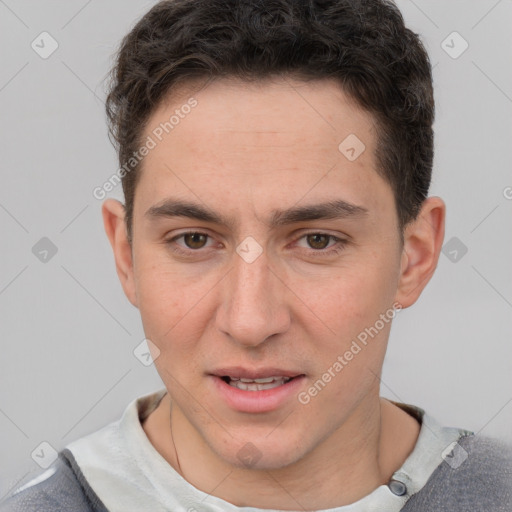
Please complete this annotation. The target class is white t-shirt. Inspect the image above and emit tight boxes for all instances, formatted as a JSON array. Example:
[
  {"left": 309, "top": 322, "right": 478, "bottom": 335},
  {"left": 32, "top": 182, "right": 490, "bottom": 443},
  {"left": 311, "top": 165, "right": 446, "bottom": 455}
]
[{"left": 65, "top": 389, "right": 472, "bottom": 512}]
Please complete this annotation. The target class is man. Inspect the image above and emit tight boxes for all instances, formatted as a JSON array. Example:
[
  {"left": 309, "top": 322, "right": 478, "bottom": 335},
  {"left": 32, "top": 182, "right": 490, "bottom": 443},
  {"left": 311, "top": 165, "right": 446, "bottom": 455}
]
[{"left": 2, "top": 0, "right": 511, "bottom": 510}]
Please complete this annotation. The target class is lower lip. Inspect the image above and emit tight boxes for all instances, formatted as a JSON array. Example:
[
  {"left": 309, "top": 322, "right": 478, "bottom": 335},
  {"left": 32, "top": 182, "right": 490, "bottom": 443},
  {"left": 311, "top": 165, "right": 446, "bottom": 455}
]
[{"left": 210, "top": 375, "right": 306, "bottom": 413}]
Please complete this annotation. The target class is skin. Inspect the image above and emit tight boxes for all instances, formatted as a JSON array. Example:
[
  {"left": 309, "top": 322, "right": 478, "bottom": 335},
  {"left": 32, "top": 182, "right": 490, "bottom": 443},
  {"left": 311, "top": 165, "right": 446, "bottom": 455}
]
[{"left": 102, "top": 77, "right": 445, "bottom": 510}]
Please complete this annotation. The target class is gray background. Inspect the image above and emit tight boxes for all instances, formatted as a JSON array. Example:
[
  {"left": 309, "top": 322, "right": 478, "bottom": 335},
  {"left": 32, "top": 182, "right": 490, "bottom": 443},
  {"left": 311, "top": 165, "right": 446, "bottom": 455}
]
[{"left": 1, "top": 0, "right": 511, "bottom": 498}]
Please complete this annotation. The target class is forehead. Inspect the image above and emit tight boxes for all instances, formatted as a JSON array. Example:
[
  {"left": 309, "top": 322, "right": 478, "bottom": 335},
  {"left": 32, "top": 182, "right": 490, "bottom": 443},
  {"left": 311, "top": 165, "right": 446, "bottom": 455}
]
[
  {"left": 146, "top": 77, "right": 376, "bottom": 159},
  {"left": 135, "top": 77, "right": 393, "bottom": 226}
]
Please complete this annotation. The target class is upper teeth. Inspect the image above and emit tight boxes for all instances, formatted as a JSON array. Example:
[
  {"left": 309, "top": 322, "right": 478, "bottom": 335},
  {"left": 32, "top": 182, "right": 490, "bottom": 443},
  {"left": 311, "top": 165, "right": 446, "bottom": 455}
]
[
  {"left": 226, "top": 376, "right": 292, "bottom": 391},
  {"left": 232, "top": 376, "right": 290, "bottom": 383}
]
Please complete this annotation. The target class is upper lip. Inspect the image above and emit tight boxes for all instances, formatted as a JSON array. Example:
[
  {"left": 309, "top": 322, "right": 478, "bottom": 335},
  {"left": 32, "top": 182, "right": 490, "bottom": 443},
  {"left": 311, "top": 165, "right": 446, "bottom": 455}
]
[{"left": 210, "top": 367, "right": 304, "bottom": 379}]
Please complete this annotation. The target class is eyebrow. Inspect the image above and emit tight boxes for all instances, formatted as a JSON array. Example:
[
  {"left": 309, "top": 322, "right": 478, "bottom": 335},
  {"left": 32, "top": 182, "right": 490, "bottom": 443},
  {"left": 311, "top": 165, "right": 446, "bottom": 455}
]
[{"left": 145, "top": 197, "right": 368, "bottom": 228}]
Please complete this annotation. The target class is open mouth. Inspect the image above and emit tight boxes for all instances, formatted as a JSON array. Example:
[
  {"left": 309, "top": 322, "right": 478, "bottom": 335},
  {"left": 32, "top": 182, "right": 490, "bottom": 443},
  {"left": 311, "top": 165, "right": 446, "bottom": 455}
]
[
  {"left": 212, "top": 372, "right": 306, "bottom": 412},
  {"left": 220, "top": 375, "right": 299, "bottom": 391}
]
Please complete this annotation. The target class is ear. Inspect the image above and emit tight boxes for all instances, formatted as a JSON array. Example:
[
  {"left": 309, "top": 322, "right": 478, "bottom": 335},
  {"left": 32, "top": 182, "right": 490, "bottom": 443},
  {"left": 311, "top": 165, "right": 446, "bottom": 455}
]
[
  {"left": 395, "top": 196, "right": 445, "bottom": 308},
  {"left": 102, "top": 199, "right": 138, "bottom": 308}
]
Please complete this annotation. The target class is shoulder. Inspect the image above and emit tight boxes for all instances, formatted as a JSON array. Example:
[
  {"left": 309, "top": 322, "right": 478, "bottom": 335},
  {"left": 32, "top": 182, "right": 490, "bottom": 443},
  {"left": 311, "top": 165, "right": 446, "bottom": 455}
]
[
  {"left": 446, "top": 434, "right": 512, "bottom": 494},
  {"left": 404, "top": 434, "right": 512, "bottom": 511},
  {"left": 0, "top": 450, "right": 108, "bottom": 512}
]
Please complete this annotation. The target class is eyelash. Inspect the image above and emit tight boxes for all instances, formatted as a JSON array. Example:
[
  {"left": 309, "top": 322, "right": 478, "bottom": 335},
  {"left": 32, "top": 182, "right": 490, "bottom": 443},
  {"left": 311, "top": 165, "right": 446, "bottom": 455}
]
[{"left": 165, "top": 231, "right": 348, "bottom": 258}]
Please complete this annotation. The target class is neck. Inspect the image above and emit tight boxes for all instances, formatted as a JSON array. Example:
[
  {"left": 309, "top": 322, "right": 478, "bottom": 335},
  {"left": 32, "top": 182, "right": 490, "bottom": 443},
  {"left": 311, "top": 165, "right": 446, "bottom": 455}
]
[{"left": 143, "top": 393, "right": 420, "bottom": 510}]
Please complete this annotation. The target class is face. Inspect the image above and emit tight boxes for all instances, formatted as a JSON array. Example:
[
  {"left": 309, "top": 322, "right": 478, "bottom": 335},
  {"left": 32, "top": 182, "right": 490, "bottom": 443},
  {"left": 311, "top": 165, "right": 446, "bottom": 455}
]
[{"left": 117, "top": 78, "right": 411, "bottom": 469}]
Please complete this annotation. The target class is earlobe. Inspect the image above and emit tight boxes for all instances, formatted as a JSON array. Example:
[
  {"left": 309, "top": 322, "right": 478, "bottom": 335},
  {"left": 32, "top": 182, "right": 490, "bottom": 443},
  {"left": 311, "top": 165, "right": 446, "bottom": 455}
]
[
  {"left": 395, "top": 197, "right": 445, "bottom": 308},
  {"left": 101, "top": 199, "right": 138, "bottom": 308}
]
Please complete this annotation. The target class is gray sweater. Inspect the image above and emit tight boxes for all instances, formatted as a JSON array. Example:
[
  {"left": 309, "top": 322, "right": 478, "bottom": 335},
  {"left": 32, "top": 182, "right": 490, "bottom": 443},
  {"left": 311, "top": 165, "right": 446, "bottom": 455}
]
[
  {"left": 1, "top": 434, "right": 511, "bottom": 512},
  {"left": 2, "top": 392, "right": 511, "bottom": 512}
]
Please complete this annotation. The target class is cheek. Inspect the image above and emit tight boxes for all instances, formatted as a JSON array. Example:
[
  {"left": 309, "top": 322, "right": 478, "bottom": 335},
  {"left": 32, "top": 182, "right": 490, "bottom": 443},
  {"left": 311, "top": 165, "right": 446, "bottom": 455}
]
[
  {"left": 290, "top": 248, "right": 398, "bottom": 387},
  {"left": 300, "top": 285, "right": 393, "bottom": 420},
  {"left": 136, "top": 272, "right": 181, "bottom": 340},
  {"left": 296, "top": 256, "right": 397, "bottom": 334},
  {"left": 133, "top": 255, "right": 220, "bottom": 366}
]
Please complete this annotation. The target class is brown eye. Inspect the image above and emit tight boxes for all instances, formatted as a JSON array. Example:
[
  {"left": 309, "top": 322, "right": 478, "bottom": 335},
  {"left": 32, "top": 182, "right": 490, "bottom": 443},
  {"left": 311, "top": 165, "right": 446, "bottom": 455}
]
[
  {"left": 183, "top": 232, "right": 208, "bottom": 249},
  {"left": 306, "top": 234, "right": 331, "bottom": 250}
]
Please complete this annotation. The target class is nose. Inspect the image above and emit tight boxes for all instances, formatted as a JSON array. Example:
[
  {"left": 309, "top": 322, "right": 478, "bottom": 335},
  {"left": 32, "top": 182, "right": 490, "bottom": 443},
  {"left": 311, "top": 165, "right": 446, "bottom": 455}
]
[{"left": 216, "top": 250, "right": 291, "bottom": 348}]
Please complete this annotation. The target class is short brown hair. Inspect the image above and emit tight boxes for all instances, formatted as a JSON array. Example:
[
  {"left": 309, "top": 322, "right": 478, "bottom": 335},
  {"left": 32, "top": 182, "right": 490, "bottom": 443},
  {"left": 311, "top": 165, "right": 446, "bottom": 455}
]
[{"left": 105, "top": 0, "right": 435, "bottom": 240}]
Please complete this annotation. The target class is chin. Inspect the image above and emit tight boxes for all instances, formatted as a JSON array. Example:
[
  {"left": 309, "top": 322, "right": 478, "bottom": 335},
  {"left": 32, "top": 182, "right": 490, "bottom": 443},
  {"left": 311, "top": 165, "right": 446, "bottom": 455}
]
[{"left": 210, "top": 429, "right": 310, "bottom": 471}]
